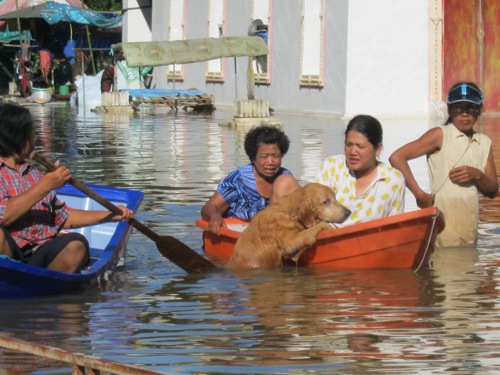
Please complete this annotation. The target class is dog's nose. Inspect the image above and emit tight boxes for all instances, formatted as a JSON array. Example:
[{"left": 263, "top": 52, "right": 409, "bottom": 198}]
[{"left": 344, "top": 208, "right": 352, "bottom": 217}]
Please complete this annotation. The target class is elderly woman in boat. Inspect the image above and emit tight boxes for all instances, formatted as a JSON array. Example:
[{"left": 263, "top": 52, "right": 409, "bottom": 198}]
[
  {"left": 315, "top": 114, "right": 406, "bottom": 226},
  {"left": 201, "top": 125, "right": 300, "bottom": 235},
  {"left": 0, "top": 103, "right": 135, "bottom": 273}
]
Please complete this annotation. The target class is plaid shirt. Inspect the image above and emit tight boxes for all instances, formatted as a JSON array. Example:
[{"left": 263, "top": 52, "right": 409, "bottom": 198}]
[{"left": 0, "top": 161, "right": 71, "bottom": 253}]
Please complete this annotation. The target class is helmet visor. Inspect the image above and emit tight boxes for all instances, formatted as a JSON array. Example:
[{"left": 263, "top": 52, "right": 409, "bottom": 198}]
[{"left": 447, "top": 84, "right": 483, "bottom": 105}]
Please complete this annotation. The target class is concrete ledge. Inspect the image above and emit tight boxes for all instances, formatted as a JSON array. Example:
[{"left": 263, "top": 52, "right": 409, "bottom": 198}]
[{"left": 219, "top": 116, "right": 283, "bottom": 128}]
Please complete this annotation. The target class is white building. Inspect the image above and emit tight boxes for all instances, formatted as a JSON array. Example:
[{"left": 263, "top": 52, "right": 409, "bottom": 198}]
[{"left": 122, "top": 0, "right": 495, "bottom": 119}]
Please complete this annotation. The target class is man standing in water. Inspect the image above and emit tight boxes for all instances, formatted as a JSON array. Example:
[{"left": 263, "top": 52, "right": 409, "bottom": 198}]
[{"left": 390, "top": 82, "right": 498, "bottom": 247}]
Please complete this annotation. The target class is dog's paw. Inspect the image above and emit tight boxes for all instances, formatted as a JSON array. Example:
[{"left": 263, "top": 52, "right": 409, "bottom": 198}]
[{"left": 317, "top": 222, "right": 333, "bottom": 232}]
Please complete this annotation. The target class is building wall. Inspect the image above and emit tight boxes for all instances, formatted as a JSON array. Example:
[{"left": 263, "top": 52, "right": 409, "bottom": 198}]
[
  {"left": 129, "top": 0, "right": 440, "bottom": 118},
  {"left": 122, "top": 0, "right": 152, "bottom": 42},
  {"left": 345, "top": 1, "right": 430, "bottom": 118},
  {"left": 261, "top": 1, "right": 349, "bottom": 117}
]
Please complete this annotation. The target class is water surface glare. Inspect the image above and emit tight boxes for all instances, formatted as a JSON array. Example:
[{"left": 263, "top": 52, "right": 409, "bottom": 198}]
[{"left": 0, "top": 104, "right": 499, "bottom": 374}]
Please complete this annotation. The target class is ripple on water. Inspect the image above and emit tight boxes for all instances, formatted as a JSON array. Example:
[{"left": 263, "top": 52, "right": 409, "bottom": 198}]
[{"left": 0, "top": 106, "right": 499, "bottom": 374}]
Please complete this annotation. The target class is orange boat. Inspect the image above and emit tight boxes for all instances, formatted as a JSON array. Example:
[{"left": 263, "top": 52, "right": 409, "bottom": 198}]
[{"left": 196, "top": 207, "right": 445, "bottom": 271}]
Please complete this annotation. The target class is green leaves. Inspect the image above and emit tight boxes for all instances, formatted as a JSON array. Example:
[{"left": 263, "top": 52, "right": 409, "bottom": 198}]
[{"left": 84, "top": 0, "right": 122, "bottom": 12}]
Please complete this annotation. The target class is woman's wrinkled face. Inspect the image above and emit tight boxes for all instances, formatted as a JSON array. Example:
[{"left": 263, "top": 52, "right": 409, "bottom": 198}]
[
  {"left": 253, "top": 143, "right": 282, "bottom": 180},
  {"left": 344, "top": 130, "right": 380, "bottom": 174}
]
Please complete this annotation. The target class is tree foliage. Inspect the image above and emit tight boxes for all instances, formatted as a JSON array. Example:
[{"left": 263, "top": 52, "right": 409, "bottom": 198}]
[{"left": 83, "top": 0, "right": 123, "bottom": 12}]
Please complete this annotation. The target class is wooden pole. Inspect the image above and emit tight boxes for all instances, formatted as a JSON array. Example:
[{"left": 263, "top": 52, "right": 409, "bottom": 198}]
[
  {"left": 0, "top": 334, "right": 165, "bottom": 375},
  {"left": 15, "top": 0, "right": 30, "bottom": 96},
  {"left": 81, "top": 0, "right": 96, "bottom": 75},
  {"left": 85, "top": 25, "right": 96, "bottom": 75},
  {"left": 33, "top": 153, "right": 218, "bottom": 274},
  {"left": 15, "top": 0, "right": 22, "bottom": 44}
]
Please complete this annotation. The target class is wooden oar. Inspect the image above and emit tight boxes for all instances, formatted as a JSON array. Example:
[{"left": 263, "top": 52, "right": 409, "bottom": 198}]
[{"left": 32, "top": 153, "right": 217, "bottom": 274}]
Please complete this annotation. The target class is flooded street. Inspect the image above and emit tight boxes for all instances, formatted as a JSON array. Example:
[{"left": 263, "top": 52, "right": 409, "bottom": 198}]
[{"left": 0, "top": 103, "right": 500, "bottom": 374}]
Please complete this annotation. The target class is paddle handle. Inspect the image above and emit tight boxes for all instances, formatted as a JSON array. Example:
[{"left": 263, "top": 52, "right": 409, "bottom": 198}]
[
  {"left": 31, "top": 153, "right": 162, "bottom": 241},
  {"left": 32, "top": 153, "right": 217, "bottom": 273}
]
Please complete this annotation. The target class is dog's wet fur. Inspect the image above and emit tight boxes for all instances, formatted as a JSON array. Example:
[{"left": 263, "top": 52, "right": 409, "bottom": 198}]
[{"left": 227, "top": 183, "right": 351, "bottom": 269}]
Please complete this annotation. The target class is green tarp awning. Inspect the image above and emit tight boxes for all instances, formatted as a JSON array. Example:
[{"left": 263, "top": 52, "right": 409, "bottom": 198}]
[{"left": 114, "top": 36, "right": 268, "bottom": 68}]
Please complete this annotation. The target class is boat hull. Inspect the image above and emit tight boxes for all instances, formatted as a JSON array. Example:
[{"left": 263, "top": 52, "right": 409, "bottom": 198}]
[
  {"left": 196, "top": 207, "right": 445, "bottom": 270},
  {"left": 0, "top": 184, "right": 143, "bottom": 298}
]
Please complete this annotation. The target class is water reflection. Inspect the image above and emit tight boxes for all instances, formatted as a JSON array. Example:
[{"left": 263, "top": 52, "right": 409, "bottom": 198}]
[
  {"left": 0, "top": 104, "right": 499, "bottom": 374},
  {"left": 112, "top": 268, "right": 441, "bottom": 371},
  {"left": 422, "top": 247, "right": 500, "bottom": 370}
]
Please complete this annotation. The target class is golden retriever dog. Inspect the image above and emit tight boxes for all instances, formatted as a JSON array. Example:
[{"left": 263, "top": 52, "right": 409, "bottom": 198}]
[{"left": 227, "top": 183, "right": 351, "bottom": 269}]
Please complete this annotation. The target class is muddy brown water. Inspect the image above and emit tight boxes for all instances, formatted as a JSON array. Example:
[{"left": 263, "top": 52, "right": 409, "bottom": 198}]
[{"left": 0, "top": 103, "right": 499, "bottom": 374}]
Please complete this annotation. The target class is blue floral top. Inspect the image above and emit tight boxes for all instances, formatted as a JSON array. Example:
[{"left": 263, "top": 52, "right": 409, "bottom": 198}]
[{"left": 217, "top": 163, "right": 292, "bottom": 220}]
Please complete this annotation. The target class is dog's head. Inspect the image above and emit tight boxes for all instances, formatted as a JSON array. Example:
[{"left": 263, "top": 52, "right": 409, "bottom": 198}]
[{"left": 296, "top": 183, "right": 351, "bottom": 228}]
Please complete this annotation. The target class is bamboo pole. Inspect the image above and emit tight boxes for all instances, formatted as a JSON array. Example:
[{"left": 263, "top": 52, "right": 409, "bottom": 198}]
[
  {"left": 15, "top": 0, "right": 30, "bottom": 95},
  {"left": 14, "top": 0, "right": 22, "bottom": 45},
  {"left": 81, "top": 0, "right": 96, "bottom": 75},
  {"left": 0, "top": 335, "right": 165, "bottom": 375}
]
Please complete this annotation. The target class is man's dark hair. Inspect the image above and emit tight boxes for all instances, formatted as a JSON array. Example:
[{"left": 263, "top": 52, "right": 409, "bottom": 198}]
[{"left": 0, "top": 103, "right": 34, "bottom": 157}]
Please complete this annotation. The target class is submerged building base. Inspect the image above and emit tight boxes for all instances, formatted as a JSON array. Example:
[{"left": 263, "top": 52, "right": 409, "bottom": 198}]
[
  {"left": 220, "top": 116, "right": 283, "bottom": 128},
  {"left": 92, "top": 92, "right": 136, "bottom": 114},
  {"left": 219, "top": 99, "right": 283, "bottom": 128},
  {"left": 92, "top": 106, "right": 136, "bottom": 114}
]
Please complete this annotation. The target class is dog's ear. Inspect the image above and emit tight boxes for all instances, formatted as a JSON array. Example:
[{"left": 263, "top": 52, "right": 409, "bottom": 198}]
[{"left": 297, "top": 198, "right": 316, "bottom": 228}]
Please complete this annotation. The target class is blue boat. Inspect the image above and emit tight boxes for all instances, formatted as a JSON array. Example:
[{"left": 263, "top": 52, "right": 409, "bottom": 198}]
[{"left": 0, "top": 183, "right": 144, "bottom": 298}]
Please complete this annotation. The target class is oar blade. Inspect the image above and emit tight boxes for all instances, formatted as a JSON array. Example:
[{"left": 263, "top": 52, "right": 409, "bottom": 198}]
[{"left": 157, "top": 236, "right": 217, "bottom": 274}]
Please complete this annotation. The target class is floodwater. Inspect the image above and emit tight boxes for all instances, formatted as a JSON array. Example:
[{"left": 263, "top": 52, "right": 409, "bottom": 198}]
[{"left": 0, "top": 103, "right": 500, "bottom": 374}]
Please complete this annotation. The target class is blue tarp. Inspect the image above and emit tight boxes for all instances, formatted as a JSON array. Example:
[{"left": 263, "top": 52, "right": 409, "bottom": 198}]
[
  {"left": 41, "top": 2, "right": 122, "bottom": 28},
  {"left": 123, "top": 89, "right": 208, "bottom": 99},
  {"left": 0, "top": 26, "right": 32, "bottom": 43}
]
